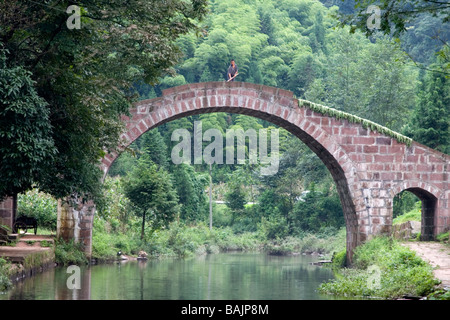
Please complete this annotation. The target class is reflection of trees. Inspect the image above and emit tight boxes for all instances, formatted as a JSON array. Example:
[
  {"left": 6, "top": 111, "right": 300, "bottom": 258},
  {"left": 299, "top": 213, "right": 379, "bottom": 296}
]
[{"left": 6, "top": 254, "right": 334, "bottom": 300}]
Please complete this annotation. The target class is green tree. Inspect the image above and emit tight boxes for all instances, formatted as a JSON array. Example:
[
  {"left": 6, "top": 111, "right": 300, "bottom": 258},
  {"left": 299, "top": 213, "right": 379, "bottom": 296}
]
[
  {"left": 172, "top": 164, "right": 208, "bottom": 222},
  {"left": 123, "top": 156, "right": 179, "bottom": 240},
  {"left": 402, "top": 68, "right": 450, "bottom": 153},
  {"left": 291, "top": 183, "right": 344, "bottom": 233},
  {"left": 140, "top": 129, "right": 169, "bottom": 169},
  {"left": 107, "top": 151, "right": 138, "bottom": 177},
  {"left": 288, "top": 52, "right": 323, "bottom": 98},
  {"left": 0, "top": 0, "right": 208, "bottom": 203},
  {"left": 307, "top": 29, "right": 416, "bottom": 130},
  {"left": 224, "top": 175, "right": 247, "bottom": 225},
  {"left": 0, "top": 48, "right": 56, "bottom": 200},
  {"left": 336, "top": 0, "right": 449, "bottom": 38},
  {"left": 335, "top": 0, "right": 449, "bottom": 74}
]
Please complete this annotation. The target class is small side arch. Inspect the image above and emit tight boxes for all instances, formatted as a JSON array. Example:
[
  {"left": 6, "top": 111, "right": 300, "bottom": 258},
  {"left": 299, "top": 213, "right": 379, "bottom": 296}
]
[{"left": 392, "top": 182, "right": 441, "bottom": 240}]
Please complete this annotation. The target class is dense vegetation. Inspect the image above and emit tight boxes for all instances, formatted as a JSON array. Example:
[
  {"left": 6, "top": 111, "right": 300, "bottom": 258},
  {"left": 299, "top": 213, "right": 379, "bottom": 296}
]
[
  {"left": 318, "top": 236, "right": 440, "bottom": 299},
  {"left": 0, "top": 0, "right": 208, "bottom": 202}
]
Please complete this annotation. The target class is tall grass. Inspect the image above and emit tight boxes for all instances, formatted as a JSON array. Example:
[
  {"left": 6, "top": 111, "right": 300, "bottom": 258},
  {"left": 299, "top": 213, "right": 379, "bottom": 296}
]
[
  {"left": 318, "top": 236, "right": 440, "bottom": 299},
  {"left": 393, "top": 201, "right": 421, "bottom": 225}
]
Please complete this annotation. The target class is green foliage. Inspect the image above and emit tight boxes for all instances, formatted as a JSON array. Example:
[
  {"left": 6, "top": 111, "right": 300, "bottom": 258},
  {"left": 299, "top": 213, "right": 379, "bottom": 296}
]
[
  {"left": 319, "top": 237, "right": 440, "bottom": 299},
  {"left": 0, "top": 47, "right": 56, "bottom": 199},
  {"left": 96, "top": 176, "right": 131, "bottom": 230},
  {"left": 331, "top": 249, "right": 348, "bottom": 268},
  {"left": 54, "top": 239, "right": 88, "bottom": 266},
  {"left": 0, "top": 0, "right": 208, "bottom": 202},
  {"left": 17, "top": 189, "right": 57, "bottom": 231},
  {"left": 92, "top": 217, "right": 139, "bottom": 261},
  {"left": 23, "top": 250, "right": 54, "bottom": 270},
  {"left": 0, "top": 257, "right": 12, "bottom": 291},
  {"left": 428, "top": 288, "right": 450, "bottom": 300},
  {"left": 393, "top": 191, "right": 420, "bottom": 219},
  {"left": 393, "top": 201, "right": 422, "bottom": 225},
  {"left": 264, "top": 227, "right": 346, "bottom": 256},
  {"left": 224, "top": 181, "right": 247, "bottom": 223},
  {"left": 291, "top": 184, "right": 344, "bottom": 233},
  {"left": 402, "top": 68, "right": 450, "bottom": 154},
  {"left": 123, "top": 155, "right": 179, "bottom": 239},
  {"left": 258, "top": 215, "right": 289, "bottom": 240},
  {"left": 144, "top": 222, "right": 261, "bottom": 258},
  {"left": 436, "top": 232, "right": 449, "bottom": 243},
  {"left": 172, "top": 164, "right": 208, "bottom": 223},
  {"left": 334, "top": 0, "right": 449, "bottom": 74},
  {"left": 139, "top": 129, "right": 170, "bottom": 169}
]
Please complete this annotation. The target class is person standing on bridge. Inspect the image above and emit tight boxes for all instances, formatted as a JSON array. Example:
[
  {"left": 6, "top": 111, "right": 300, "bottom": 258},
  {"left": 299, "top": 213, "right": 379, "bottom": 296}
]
[{"left": 227, "top": 59, "right": 238, "bottom": 82}]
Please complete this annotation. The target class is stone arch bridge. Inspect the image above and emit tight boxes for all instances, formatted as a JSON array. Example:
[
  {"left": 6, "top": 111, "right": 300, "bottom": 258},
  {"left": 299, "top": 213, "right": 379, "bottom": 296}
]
[{"left": 2, "top": 81, "right": 448, "bottom": 263}]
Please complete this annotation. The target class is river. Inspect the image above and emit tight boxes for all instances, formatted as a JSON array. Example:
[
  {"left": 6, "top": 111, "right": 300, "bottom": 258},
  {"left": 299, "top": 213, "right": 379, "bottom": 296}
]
[{"left": 0, "top": 252, "right": 337, "bottom": 300}]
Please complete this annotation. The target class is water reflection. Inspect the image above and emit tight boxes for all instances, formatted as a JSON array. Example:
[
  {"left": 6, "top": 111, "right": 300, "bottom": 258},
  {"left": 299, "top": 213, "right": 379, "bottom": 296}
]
[{"left": 1, "top": 253, "right": 336, "bottom": 300}]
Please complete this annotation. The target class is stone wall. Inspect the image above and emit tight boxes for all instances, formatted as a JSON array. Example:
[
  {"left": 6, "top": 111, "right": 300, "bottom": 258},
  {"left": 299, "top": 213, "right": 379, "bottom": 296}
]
[
  {"left": 0, "top": 197, "right": 15, "bottom": 230},
  {"left": 57, "top": 198, "right": 94, "bottom": 257},
  {"left": 393, "top": 221, "right": 421, "bottom": 240}
]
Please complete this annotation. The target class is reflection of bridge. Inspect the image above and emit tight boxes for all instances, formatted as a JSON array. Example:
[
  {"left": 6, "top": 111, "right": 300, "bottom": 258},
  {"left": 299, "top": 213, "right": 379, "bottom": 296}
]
[{"left": 1, "top": 82, "right": 449, "bottom": 263}]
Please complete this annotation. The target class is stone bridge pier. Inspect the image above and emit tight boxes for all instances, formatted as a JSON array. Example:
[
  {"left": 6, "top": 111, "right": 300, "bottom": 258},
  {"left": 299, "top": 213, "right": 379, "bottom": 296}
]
[{"left": 57, "top": 199, "right": 95, "bottom": 258}]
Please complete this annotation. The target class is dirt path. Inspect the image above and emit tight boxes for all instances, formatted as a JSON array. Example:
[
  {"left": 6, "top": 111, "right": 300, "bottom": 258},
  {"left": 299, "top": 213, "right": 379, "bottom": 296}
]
[{"left": 402, "top": 241, "right": 450, "bottom": 288}]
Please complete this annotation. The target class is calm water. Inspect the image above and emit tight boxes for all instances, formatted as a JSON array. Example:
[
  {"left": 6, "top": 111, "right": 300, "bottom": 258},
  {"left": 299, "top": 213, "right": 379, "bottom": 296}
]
[{"left": 0, "top": 253, "right": 337, "bottom": 300}]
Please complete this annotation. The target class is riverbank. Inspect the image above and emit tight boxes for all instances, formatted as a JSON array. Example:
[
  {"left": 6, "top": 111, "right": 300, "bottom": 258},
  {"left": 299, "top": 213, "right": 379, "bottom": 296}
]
[
  {"left": 0, "top": 234, "right": 56, "bottom": 289},
  {"left": 2, "top": 230, "right": 450, "bottom": 300},
  {"left": 317, "top": 236, "right": 450, "bottom": 300},
  {"left": 0, "top": 223, "right": 345, "bottom": 290},
  {"left": 90, "top": 221, "right": 346, "bottom": 263}
]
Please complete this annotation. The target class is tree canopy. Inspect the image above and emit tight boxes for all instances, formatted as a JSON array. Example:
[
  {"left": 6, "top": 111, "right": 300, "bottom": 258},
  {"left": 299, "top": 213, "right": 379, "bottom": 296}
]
[{"left": 0, "top": 0, "right": 208, "bottom": 201}]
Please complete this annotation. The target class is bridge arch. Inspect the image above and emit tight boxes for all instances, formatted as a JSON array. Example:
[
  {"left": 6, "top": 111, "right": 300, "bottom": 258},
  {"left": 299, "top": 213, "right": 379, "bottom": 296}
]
[
  {"left": 101, "top": 81, "right": 363, "bottom": 262},
  {"left": 391, "top": 181, "right": 443, "bottom": 241},
  {"left": 55, "top": 81, "right": 448, "bottom": 263}
]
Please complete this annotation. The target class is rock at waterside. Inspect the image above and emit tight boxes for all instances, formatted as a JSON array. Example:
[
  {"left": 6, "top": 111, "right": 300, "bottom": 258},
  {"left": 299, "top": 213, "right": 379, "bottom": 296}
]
[{"left": 138, "top": 250, "right": 148, "bottom": 260}]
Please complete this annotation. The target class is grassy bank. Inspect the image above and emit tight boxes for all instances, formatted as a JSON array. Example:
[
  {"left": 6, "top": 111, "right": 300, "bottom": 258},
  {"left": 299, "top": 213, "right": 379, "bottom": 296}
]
[
  {"left": 318, "top": 236, "right": 442, "bottom": 299},
  {"left": 91, "top": 216, "right": 346, "bottom": 261},
  {"left": 318, "top": 204, "right": 450, "bottom": 300}
]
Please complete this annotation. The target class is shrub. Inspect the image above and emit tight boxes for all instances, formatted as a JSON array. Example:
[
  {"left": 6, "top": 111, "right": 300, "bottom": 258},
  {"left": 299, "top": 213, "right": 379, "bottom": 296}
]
[
  {"left": 17, "top": 189, "right": 57, "bottom": 231},
  {"left": 436, "top": 232, "right": 449, "bottom": 242},
  {"left": 258, "top": 215, "right": 289, "bottom": 240},
  {"left": 0, "top": 258, "right": 12, "bottom": 291},
  {"left": 331, "top": 250, "right": 347, "bottom": 268},
  {"left": 318, "top": 236, "right": 440, "bottom": 299},
  {"left": 54, "top": 239, "right": 88, "bottom": 266},
  {"left": 393, "top": 201, "right": 421, "bottom": 225}
]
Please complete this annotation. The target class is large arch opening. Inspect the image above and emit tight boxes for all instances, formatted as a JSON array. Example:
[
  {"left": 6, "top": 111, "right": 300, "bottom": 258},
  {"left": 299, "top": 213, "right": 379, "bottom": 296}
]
[{"left": 105, "top": 102, "right": 359, "bottom": 262}]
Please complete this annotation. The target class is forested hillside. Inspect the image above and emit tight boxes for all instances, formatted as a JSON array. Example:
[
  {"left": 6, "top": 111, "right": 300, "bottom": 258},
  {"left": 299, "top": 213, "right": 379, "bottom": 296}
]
[{"left": 107, "top": 0, "right": 448, "bottom": 239}]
